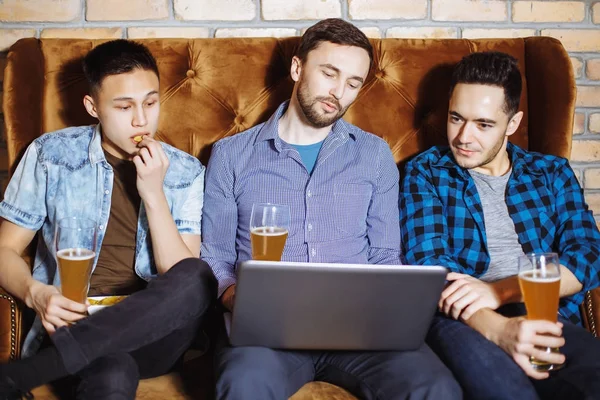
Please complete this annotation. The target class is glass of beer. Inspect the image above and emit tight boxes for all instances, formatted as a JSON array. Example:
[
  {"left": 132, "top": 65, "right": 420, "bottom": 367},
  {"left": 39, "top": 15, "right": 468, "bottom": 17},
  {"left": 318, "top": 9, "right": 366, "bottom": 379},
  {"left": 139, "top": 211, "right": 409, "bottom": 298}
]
[
  {"left": 55, "top": 217, "right": 97, "bottom": 304},
  {"left": 250, "top": 203, "right": 290, "bottom": 261},
  {"left": 518, "top": 252, "right": 564, "bottom": 372}
]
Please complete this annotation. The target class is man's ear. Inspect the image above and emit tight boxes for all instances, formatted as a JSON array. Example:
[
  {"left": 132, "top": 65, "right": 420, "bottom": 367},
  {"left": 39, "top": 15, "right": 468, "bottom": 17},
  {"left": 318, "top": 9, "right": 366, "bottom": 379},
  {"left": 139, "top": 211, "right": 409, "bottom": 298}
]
[
  {"left": 506, "top": 111, "right": 523, "bottom": 137},
  {"left": 83, "top": 95, "right": 99, "bottom": 119},
  {"left": 290, "top": 56, "right": 302, "bottom": 83}
]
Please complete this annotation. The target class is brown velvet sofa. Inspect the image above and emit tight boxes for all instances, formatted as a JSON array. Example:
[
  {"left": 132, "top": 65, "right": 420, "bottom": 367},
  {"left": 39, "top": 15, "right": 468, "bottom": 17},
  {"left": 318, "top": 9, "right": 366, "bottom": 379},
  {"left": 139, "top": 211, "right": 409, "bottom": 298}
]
[{"left": 1, "top": 36, "right": 598, "bottom": 399}]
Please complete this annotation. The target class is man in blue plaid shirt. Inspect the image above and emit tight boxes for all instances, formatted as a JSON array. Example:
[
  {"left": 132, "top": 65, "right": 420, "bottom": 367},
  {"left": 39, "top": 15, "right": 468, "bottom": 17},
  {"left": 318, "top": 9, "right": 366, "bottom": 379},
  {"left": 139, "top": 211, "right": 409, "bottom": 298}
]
[{"left": 400, "top": 51, "right": 600, "bottom": 400}]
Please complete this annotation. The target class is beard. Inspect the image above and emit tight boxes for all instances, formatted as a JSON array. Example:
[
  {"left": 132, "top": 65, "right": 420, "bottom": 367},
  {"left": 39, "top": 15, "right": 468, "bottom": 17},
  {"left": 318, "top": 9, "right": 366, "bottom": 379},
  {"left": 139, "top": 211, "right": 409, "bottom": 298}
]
[
  {"left": 296, "top": 78, "right": 350, "bottom": 128},
  {"left": 452, "top": 133, "right": 507, "bottom": 170}
]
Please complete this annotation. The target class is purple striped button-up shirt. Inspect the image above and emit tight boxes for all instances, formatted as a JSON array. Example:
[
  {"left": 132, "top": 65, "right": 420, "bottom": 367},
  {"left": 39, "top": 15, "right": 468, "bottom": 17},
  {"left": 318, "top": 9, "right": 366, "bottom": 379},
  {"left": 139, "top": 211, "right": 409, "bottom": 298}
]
[{"left": 201, "top": 102, "right": 402, "bottom": 297}]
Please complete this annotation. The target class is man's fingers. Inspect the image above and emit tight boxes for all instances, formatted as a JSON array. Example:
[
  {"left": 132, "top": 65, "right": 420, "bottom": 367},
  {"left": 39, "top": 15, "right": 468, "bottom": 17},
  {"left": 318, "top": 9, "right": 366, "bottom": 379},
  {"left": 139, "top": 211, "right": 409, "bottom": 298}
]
[
  {"left": 529, "top": 347, "right": 566, "bottom": 365},
  {"left": 531, "top": 334, "right": 565, "bottom": 349},
  {"left": 460, "top": 299, "right": 487, "bottom": 321},
  {"left": 440, "top": 279, "right": 468, "bottom": 308},
  {"left": 446, "top": 272, "right": 471, "bottom": 281},
  {"left": 51, "top": 295, "right": 88, "bottom": 314},
  {"left": 526, "top": 320, "right": 563, "bottom": 337},
  {"left": 42, "top": 320, "right": 56, "bottom": 335},
  {"left": 450, "top": 291, "right": 479, "bottom": 320},
  {"left": 442, "top": 284, "right": 471, "bottom": 315},
  {"left": 514, "top": 355, "right": 550, "bottom": 380}
]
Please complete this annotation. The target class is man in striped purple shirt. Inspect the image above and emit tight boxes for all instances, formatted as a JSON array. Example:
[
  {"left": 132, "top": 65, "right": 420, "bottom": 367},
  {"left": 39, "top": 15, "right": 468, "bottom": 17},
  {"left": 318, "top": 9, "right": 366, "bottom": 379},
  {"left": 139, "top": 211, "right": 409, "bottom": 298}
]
[{"left": 201, "top": 18, "right": 461, "bottom": 400}]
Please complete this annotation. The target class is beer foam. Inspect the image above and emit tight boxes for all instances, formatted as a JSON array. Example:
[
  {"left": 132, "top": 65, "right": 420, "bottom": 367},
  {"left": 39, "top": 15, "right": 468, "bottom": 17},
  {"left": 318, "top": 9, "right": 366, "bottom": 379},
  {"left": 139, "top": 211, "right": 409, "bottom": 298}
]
[
  {"left": 518, "top": 270, "right": 560, "bottom": 283},
  {"left": 251, "top": 227, "right": 288, "bottom": 236},
  {"left": 57, "top": 248, "right": 95, "bottom": 260}
]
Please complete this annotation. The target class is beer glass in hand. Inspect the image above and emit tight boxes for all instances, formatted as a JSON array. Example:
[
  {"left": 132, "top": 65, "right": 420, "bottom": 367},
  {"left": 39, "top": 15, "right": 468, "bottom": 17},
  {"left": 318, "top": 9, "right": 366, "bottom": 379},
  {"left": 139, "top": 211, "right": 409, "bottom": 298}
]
[
  {"left": 518, "top": 252, "right": 565, "bottom": 372},
  {"left": 250, "top": 203, "right": 290, "bottom": 261},
  {"left": 55, "top": 217, "right": 97, "bottom": 304}
]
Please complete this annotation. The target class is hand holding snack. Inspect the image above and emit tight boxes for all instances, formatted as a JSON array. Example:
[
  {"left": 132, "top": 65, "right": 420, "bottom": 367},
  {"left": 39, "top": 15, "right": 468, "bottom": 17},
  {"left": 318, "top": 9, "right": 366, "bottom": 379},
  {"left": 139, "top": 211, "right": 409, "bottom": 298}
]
[{"left": 132, "top": 136, "right": 169, "bottom": 202}]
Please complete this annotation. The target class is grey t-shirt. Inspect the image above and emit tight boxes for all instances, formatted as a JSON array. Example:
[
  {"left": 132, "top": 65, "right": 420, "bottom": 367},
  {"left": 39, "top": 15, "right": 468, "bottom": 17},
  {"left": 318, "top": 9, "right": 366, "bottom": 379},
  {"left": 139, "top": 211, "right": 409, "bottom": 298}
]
[{"left": 469, "top": 169, "right": 525, "bottom": 282}]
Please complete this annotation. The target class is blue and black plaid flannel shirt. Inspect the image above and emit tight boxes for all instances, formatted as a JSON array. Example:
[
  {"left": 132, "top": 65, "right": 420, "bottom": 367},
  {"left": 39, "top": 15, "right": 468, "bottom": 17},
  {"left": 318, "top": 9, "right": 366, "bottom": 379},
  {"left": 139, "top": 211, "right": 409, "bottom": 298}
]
[{"left": 400, "top": 142, "right": 600, "bottom": 325}]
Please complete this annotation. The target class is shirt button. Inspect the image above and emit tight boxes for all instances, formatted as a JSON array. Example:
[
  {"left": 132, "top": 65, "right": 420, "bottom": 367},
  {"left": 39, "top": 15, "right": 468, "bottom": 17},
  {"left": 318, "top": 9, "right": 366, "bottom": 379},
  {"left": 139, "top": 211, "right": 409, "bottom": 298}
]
[
  {"left": 308, "top": 223, "right": 313, "bottom": 231},
  {"left": 311, "top": 248, "right": 316, "bottom": 257},
  {"left": 99, "top": 225, "right": 104, "bottom": 230},
  {"left": 104, "top": 190, "right": 109, "bottom": 195},
  {"left": 307, "top": 191, "right": 312, "bottom": 198}
]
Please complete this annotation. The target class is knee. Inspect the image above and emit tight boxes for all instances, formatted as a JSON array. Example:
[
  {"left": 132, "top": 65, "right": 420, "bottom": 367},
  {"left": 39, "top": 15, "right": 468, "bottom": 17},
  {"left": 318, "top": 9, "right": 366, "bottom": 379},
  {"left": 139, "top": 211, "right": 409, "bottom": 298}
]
[
  {"left": 421, "top": 372, "right": 462, "bottom": 400},
  {"left": 216, "top": 347, "right": 284, "bottom": 392},
  {"left": 170, "top": 258, "right": 217, "bottom": 305},
  {"left": 77, "top": 354, "right": 139, "bottom": 399}
]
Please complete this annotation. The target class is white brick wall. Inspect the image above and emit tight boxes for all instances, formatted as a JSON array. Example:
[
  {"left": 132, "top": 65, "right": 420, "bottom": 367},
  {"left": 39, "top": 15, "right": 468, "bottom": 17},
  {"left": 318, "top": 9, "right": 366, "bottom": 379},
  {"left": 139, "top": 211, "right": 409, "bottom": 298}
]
[{"left": 0, "top": 0, "right": 599, "bottom": 217}]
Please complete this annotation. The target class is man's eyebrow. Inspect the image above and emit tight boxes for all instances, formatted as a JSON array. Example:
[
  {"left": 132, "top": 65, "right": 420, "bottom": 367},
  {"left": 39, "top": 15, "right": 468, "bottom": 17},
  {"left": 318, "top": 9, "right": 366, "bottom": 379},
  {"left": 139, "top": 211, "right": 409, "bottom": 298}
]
[
  {"left": 320, "top": 64, "right": 364, "bottom": 83},
  {"left": 449, "top": 111, "right": 496, "bottom": 124},
  {"left": 113, "top": 90, "right": 158, "bottom": 101}
]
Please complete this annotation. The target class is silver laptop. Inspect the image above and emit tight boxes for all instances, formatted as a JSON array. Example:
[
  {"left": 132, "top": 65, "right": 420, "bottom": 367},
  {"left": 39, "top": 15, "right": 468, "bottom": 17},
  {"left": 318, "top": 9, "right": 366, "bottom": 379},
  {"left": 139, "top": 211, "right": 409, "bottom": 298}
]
[{"left": 229, "top": 260, "right": 447, "bottom": 351}]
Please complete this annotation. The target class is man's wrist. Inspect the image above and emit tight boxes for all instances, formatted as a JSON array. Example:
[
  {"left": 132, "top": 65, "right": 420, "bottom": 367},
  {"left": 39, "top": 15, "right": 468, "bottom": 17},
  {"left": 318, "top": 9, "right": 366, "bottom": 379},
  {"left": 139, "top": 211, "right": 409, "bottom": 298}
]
[
  {"left": 141, "top": 190, "right": 168, "bottom": 211},
  {"left": 490, "top": 276, "right": 521, "bottom": 306}
]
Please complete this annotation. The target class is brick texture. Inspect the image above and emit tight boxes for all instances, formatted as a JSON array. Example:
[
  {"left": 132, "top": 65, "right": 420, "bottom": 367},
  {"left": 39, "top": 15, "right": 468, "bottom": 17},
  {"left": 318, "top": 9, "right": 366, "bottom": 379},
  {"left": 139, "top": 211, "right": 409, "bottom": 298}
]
[
  {"left": 570, "top": 57, "right": 583, "bottom": 79},
  {"left": 0, "top": 29, "right": 36, "bottom": 52},
  {"left": 262, "top": 0, "right": 341, "bottom": 20},
  {"left": 584, "top": 169, "right": 600, "bottom": 189},
  {"left": 387, "top": 27, "right": 458, "bottom": 39},
  {"left": 573, "top": 112, "right": 585, "bottom": 135},
  {"left": 41, "top": 28, "right": 122, "bottom": 39},
  {"left": 360, "top": 27, "right": 382, "bottom": 39},
  {"left": 542, "top": 29, "right": 600, "bottom": 52},
  {"left": 572, "top": 140, "right": 600, "bottom": 162},
  {"left": 127, "top": 27, "right": 210, "bottom": 38},
  {"left": 349, "top": 0, "right": 427, "bottom": 20},
  {"left": 587, "top": 59, "right": 600, "bottom": 80},
  {"left": 594, "top": 3, "right": 600, "bottom": 24},
  {"left": 462, "top": 29, "right": 536, "bottom": 39},
  {"left": 577, "top": 86, "right": 600, "bottom": 108},
  {"left": 215, "top": 28, "right": 296, "bottom": 38},
  {"left": 432, "top": 0, "right": 507, "bottom": 22},
  {"left": 512, "top": 1, "right": 585, "bottom": 23},
  {"left": 175, "top": 0, "right": 255, "bottom": 20},
  {"left": 87, "top": 0, "right": 169, "bottom": 21},
  {"left": 591, "top": 113, "right": 600, "bottom": 134},
  {"left": 0, "top": 0, "right": 80, "bottom": 22},
  {"left": 585, "top": 193, "right": 600, "bottom": 215}
]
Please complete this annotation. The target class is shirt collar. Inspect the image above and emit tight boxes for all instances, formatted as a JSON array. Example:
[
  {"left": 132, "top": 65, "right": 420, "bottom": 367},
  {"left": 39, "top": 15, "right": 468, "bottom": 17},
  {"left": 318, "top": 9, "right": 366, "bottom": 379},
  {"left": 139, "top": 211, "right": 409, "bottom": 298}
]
[
  {"left": 254, "top": 100, "right": 357, "bottom": 152},
  {"left": 89, "top": 124, "right": 107, "bottom": 165}
]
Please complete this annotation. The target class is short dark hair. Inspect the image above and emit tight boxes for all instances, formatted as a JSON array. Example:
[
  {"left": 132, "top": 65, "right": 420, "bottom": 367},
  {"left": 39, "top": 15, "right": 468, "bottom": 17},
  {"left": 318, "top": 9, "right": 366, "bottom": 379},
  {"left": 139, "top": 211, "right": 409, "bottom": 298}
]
[
  {"left": 82, "top": 39, "right": 159, "bottom": 96},
  {"left": 450, "top": 51, "right": 522, "bottom": 117},
  {"left": 297, "top": 18, "right": 373, "bottom": 66}
]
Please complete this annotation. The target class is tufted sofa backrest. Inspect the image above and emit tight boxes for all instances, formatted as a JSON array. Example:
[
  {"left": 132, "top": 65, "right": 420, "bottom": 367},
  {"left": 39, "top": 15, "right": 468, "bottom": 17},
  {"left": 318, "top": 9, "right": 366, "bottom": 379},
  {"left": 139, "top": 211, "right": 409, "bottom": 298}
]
[{"left": 4, "top": 36, "right": 574, "bottom": 172}]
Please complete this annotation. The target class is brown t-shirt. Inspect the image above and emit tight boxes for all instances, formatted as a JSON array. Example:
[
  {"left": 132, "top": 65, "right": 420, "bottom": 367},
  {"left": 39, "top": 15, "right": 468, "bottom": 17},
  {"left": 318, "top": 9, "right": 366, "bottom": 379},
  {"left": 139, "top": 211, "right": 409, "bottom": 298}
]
[{"left": 88, "top": 150, "right": 147, "bottom": 296}]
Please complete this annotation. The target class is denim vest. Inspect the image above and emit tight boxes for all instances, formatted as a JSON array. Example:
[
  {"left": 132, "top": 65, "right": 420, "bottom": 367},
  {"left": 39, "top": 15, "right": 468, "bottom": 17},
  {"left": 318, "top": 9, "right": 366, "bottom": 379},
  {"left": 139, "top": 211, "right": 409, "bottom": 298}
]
[{"left": 0, "top": 125, "right": 205, "bottom": 357}]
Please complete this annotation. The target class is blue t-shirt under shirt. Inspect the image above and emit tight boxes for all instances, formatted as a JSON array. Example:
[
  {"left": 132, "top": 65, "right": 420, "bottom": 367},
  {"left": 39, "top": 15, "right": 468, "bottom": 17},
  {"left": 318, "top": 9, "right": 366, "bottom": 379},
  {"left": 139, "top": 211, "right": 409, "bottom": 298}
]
[{"left": 289, "top": 140, "right": 324, "bottom": 174}]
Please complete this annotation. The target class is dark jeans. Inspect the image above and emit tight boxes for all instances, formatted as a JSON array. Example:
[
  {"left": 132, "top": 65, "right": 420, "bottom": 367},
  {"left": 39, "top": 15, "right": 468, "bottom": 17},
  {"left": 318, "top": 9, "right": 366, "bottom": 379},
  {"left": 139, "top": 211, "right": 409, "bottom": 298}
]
[
  {"left": 426, "top": 304, "right": 600, "bottom": 400},
  {"left": 214, "top": 324, "right": 462, "bottom": 400},
  {"left": 49, "top": 258, "right": 216, "bottom": 400}
]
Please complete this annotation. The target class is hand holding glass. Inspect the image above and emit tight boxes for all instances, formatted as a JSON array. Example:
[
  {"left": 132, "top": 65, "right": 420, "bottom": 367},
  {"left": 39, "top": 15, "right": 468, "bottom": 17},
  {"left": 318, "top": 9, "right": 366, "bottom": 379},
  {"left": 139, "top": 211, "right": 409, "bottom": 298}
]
[
  {"left": 250, "top": 203, "right": 290, "bottom": 261},
  {"left": 518, "top": 252, "right": 565, "bottom": 372},
  {"left": 55, "top": 217, "right": 97, "bottom": 304}
]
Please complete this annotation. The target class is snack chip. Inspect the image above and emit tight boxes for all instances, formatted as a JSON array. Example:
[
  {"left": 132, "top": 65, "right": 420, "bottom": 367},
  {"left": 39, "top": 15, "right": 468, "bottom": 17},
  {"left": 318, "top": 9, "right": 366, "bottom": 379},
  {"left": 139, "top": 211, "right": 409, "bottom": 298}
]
[
  {"left": 88, "top": 295, "right": 127, "bottom": 306},
  {"left": 133, "top": 135, "right": 144, "bottom": 143}
]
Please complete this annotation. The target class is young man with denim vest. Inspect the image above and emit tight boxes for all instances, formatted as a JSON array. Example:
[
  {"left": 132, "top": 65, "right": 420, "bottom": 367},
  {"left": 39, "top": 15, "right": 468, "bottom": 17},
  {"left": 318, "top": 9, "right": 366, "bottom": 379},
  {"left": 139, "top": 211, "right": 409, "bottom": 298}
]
[
  {"left": 400, "top": 51, "right": 600, "bottom": 399},
  {"left": 0, "top": 40, "right": 216, "bottom": 399},
  {"left": 201, "top": 19, "right": 461, "bottom": 400}
]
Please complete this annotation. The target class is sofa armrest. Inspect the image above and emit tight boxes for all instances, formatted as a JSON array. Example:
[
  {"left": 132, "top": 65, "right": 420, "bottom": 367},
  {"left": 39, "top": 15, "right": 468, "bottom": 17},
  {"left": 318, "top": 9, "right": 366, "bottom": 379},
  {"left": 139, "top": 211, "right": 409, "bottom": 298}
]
[
  {"left": 582, "top": 289, "right": 600, "bottom": 338},
  {"left": 0, "top": 288, "right": 22, "bottom": 362}
]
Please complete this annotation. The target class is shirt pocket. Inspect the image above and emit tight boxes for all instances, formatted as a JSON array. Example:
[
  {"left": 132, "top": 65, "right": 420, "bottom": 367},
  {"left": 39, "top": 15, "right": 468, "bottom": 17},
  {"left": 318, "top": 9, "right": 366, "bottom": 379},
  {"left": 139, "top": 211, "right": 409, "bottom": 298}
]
[{"left": 334, "top": 183, "right": 372, "bottom": 237}]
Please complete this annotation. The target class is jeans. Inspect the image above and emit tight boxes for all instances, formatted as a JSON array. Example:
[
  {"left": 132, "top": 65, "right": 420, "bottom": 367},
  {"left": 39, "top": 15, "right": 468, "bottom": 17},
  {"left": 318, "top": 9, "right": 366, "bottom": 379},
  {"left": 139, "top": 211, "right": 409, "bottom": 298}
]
[
  {"left": 426, "top": 304, "right": 600, "bottom": 400},
  {"left": 214, "top": 323, "right": 462, "bottom": 400},
  {"left": 49, "top": 257, "right": 216, "bottom": 400}
]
